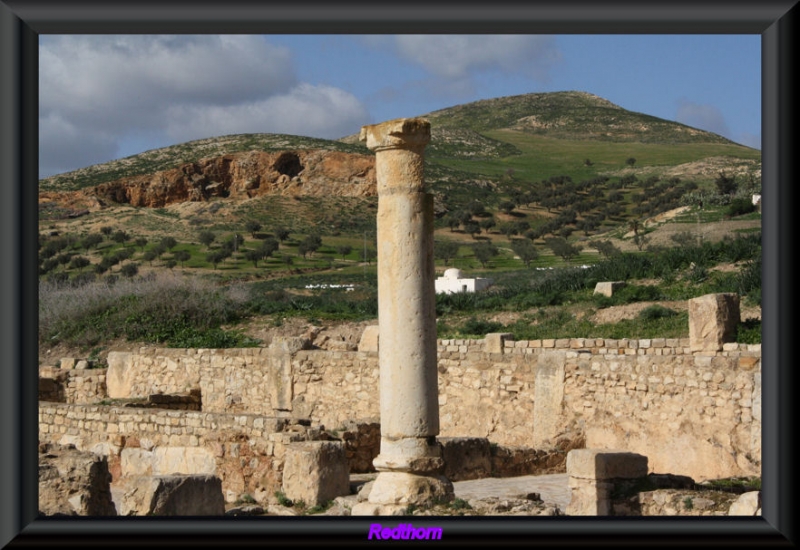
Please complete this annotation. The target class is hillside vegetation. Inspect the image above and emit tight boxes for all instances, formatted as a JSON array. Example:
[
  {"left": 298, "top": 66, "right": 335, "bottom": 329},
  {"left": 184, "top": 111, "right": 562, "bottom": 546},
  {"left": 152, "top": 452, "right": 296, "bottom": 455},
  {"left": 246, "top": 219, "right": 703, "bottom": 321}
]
[{"left": 37, "top": 91, "right": 762, "bottom": 361}]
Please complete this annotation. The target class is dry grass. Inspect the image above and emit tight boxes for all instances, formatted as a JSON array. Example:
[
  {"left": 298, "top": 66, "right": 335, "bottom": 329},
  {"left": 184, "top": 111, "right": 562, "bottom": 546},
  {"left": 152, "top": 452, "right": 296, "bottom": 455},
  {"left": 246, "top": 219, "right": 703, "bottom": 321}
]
[{"left": 38, "top": 272, "right": 252, "bottom": 349}]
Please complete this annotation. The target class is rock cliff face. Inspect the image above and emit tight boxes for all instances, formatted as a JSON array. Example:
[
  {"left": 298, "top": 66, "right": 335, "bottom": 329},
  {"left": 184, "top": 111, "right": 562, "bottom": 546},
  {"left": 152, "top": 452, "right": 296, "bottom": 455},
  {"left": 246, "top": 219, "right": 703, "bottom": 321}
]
[{"left": 44, "top": 149, "right": 377, "bottom": 210}]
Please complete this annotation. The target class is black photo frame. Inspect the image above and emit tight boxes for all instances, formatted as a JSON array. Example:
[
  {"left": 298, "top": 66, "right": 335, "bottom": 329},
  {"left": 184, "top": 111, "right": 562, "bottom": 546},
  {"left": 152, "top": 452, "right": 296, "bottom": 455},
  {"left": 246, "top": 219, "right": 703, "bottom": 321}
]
[{"left": 1, "top": 1, "right": 795, "bottom": 546}]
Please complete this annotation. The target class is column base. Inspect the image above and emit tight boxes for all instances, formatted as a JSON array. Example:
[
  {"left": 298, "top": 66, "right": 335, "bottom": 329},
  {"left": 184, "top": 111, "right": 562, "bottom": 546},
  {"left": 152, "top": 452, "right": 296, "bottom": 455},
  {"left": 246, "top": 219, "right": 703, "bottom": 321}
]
[
  {"left": 361, "top": 471, "right": 454, "bottom": 510},
  {"left": 373, "top": 436, "right": 444, "bottom": 475}
]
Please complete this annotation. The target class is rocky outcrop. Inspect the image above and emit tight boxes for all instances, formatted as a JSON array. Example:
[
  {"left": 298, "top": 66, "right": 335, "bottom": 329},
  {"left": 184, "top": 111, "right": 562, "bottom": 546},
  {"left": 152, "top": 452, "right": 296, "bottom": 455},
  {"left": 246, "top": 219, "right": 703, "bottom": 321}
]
[{"left": 87, "top": 149, "right": 376, "bottom": 208}]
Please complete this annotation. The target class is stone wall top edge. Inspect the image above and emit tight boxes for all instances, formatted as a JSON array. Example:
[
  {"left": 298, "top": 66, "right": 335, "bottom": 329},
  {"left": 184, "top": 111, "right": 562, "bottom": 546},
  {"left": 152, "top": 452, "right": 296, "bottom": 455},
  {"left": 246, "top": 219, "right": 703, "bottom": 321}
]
[
  {"left": 135, "top": 347, "right": 265, "bottom": 356},
  {"left": 38, "top": 402, "right": 287, "bottom": 423},
  {"left": 111, "top": 339, "right": 761, "bottom": 358},
  {"left": 39, "top": 367, "right": 108, "bottom": 376}
]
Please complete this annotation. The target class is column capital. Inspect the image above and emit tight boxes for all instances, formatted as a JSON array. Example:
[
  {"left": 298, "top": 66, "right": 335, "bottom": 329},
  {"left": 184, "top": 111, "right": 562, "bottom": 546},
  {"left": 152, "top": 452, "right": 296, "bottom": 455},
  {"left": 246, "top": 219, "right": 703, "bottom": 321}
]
[{"left": 360, "top": 117, "right": 431, "bottom": 152}]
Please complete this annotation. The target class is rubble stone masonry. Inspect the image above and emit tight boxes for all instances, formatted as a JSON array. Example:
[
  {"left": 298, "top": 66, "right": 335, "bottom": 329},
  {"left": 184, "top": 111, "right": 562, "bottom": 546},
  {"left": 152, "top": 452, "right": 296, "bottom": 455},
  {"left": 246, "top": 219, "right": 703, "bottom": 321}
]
[
  {"left": 40, "top": 337, "right": 761, "bottom": 485},
  {"left": 38, "top": 403, "right": 318, "bottom": 502}
]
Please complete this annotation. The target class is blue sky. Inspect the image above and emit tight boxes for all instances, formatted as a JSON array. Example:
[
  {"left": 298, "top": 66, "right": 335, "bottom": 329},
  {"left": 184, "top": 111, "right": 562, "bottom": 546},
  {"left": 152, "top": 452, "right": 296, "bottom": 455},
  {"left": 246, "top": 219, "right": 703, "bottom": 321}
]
[{"left": 39, "top": 34, "right": 761, "bottom": 178}]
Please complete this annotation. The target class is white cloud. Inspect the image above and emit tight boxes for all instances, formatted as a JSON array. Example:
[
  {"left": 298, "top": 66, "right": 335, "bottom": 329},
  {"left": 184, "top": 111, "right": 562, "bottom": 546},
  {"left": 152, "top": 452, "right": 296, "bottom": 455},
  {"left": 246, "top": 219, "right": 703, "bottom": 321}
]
[
  {"left": 39, "top": 113, "right": 118, "bottom": 176},
  {"left": 377, "top": 35, "right": 562, "bottom": 82},
  {"left": 40, "top": 35, "right": 296, "bottom": 131},
  {"left": 675, "top": 99, "right": 731, "bottom": 139},
  {"left": 164, "top": 83, "right": 370, "bottom": 142},
  {"left": 39, "top": 35, "right": 371, "bottom": 175}
]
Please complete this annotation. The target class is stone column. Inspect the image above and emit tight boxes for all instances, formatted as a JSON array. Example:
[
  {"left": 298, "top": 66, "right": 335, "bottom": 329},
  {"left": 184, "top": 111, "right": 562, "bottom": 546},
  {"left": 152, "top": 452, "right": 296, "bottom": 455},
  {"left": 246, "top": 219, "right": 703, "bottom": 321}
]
[{"left": 353, "top": 118, "right": 453, "bottom": 514}]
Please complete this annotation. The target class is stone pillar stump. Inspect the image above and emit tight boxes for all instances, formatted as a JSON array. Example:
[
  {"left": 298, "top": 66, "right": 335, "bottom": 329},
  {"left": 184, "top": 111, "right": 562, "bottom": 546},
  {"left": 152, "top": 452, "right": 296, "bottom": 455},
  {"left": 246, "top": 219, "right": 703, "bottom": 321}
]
[
  {"left": 566, "top": 449, "right": 648, "bottom": 516},
  {"left": 688, "top": 293, "right": 740, "bottom": 352}
]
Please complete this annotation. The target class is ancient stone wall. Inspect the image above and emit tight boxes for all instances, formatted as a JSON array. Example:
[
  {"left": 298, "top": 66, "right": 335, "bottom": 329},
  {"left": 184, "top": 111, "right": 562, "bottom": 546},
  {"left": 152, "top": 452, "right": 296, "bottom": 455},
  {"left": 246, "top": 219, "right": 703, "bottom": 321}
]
[
  {"left": 39, "top": 366, "right": 107, "bottom": 405},
  {"left": 291, "top": 350, "right": 380, "bottom": 428},
  {"left": 106, "top": 348, "right": 212, "bottom": 399},
  {"left": 38, "top": 402, "right": 313, "bottom": 502},
  {"left": 44, "top": 336, "right": 761, "bottom": 482},
  {"left": 437, "top": 337, "right": 760, "bottom": 481}
]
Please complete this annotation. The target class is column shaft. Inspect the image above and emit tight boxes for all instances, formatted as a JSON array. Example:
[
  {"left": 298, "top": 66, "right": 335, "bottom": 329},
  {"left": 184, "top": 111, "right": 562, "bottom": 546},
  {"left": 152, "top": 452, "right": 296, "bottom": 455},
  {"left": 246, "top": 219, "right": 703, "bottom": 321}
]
[{"left": 376, "top": 150, "right": 438, "bottom": 439}]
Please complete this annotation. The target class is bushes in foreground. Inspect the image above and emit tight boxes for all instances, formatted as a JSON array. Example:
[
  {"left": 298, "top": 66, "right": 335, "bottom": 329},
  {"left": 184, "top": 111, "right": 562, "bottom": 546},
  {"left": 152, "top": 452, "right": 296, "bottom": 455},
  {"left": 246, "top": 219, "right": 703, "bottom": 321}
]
[{"left": 39, "top": 273, "right": 257, "bottom": 349}]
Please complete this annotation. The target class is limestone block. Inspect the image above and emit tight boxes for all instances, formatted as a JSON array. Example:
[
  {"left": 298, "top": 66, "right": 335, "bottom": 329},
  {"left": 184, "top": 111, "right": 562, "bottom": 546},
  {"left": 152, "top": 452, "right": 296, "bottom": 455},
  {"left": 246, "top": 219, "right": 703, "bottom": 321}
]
[
  {"left": 38, "top": 443, "right": 116, "bottom": 516},
  {"left": 269, "top": 337, "right": 305, "bottom": 411},
  {"left": 728, "top": 491, "right": 761, "bottom": 516},
  {"left": 688, "top": 293, "right": 740, "bottom": 352},
  {"left": 106, "top": 351, "right": 134, "bottom": 398},
  {"left": 271, "top": 336, "right": 310, "bottom": 355},
  {"left": 533, "top": 352, "right": 566, "bottom": 447},
  {"left": 120, "top": 448, "right": 154, "bottom": 477},
  {"left": 593, "top": 281, "right": 626, "bottom": 297},
  {"left": 282, "top": 441, "right": 350, "bottom": 506},
  {"left": 117, "top": 475, "right": 225, "bottom": 516},
  {"left": 484, "top": 333, "right": 514, "bottom": 354},
  {"left": 566, "top": 449, "right": 648, "bottom": 516},
  {"left": 39, "top": 366, "right": 60, "bottom": 377},
  {"left": 152, "top": 446, "right": 216, "bottom": 475},
  {"left": 60, "top": 357, "right": 76, "bottom": 370},
  {"left": 566, "top": 449, "right": 648, "bottom": 480},
  {"left": 439, "top": 437, "right": 491, "bottom": 481},
  {"left": 566, "top": 477, "right": 614, "bottom": 516},
  {"left": 358, "top": 325, "right": 380, "bottom": 353}
]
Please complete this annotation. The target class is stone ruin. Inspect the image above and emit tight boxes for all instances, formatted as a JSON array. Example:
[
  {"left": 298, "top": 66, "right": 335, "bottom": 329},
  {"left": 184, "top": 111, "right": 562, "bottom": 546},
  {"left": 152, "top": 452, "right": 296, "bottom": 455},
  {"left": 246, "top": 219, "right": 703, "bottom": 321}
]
[
  {"left": 37, "top": 120, "right": 760, "bottom": 518},
  {"left": 38, "top": 292, "right": 760, "bottom": 516}
]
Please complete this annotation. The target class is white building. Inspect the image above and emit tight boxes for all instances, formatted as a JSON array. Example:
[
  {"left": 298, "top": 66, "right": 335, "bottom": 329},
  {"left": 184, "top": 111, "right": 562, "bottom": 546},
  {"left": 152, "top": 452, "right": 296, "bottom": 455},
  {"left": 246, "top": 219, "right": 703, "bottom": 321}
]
[{"left": 434, "top": 268, "right": 493, "bottom": 295}]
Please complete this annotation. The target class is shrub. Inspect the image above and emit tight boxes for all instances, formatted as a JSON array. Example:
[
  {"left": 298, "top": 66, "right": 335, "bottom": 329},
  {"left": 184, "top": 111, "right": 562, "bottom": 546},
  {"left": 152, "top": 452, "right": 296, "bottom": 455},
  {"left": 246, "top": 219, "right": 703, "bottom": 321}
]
[
  {"left": 70, "top": 272, "right": 96, "bottom": 287},
  {"left": 38, "top": 273, "right": 255, "bottom": 349},
  {"left": 234, "top": 493, "right": 257, "bottom": 505},
  {"left": 736, "top": 319, "right": 761, "bottom": 344},
  {"left": 305, "top": 501, "right": 334, "bottom": 515},
  {"left": 638, "top": 305, "right": 678, "bottom": 321},
  {"left": 670, "top": 231, "right": 699, "bottom": 247},
  {"left": 459, "top": 317, "right": 503, "bottom": 337},
  {"left": 274, "top": 491, "right": 293, "bottom": 507},
  {"left": 725, "top": 197, "right": 757, "bottom": 218},
  {"left": 592, "top": 284, "right": 663, "bottom": 308},
  {"left": 448, "top": 498, "right": 472, "bottom": 511},
  {"left": 82, "top": 233, "right": 104, "bottom": 250},
  {"left": 120, "top": 263, "right": 139, "bottom": 278}
]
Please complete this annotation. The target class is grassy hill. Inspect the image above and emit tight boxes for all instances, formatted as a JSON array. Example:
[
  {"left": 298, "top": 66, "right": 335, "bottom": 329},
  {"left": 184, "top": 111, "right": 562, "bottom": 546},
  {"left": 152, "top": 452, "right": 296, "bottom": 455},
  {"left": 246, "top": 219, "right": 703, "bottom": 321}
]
[
  {"left": 37, "top": 91, "right": 762, "bottom": 356},
  {"left": 40, "top": 91, "right": 760, "bottom": 193}
]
